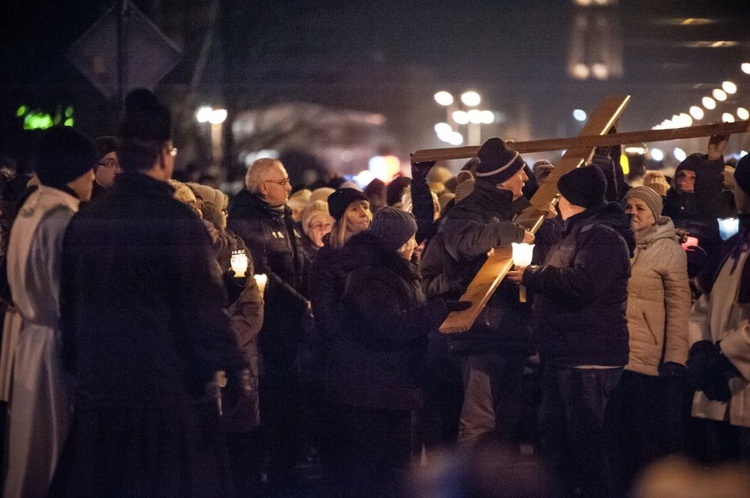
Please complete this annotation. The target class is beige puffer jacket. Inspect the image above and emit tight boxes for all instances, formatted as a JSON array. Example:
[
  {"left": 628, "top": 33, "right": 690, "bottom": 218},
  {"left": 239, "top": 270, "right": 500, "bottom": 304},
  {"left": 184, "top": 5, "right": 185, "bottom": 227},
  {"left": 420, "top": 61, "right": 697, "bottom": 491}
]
[{"left": 625, "top": 217, "right": 691, "bottom": 376}]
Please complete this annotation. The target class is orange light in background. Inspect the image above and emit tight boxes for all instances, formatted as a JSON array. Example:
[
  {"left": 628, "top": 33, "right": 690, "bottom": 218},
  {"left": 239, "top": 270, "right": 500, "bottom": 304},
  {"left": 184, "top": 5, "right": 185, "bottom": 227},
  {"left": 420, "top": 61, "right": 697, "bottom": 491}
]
[{"left": 369, "top": 155, "right": 401, "bottom": 182}]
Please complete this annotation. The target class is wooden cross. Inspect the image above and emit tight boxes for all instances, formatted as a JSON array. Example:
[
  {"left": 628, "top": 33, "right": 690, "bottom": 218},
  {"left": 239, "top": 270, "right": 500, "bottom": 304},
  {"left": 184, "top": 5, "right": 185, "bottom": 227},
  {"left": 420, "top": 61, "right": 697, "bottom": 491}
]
[{"left": 424, "top": 95, "right": 750, "bottom": 334}]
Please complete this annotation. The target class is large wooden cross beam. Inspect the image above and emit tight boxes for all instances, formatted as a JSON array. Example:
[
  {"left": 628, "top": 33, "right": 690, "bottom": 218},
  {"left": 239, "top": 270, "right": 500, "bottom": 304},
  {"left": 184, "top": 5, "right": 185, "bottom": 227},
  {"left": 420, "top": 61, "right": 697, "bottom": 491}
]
[
  {"left": 434, "top": 95, "right": 750, "bottom": 334},
  {"left": 412, "top": 119, "right": 750, "bottom": 163},
  {"left": 437, "top": 95, "right": 632, "bottom": 333}
]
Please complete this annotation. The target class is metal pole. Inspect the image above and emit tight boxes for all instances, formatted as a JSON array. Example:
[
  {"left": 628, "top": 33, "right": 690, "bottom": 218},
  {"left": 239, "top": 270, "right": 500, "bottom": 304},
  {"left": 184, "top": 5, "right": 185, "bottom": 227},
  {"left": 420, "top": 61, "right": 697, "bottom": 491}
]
[{"left": 117, "top": 0, "right": 129, "bottom": 104}]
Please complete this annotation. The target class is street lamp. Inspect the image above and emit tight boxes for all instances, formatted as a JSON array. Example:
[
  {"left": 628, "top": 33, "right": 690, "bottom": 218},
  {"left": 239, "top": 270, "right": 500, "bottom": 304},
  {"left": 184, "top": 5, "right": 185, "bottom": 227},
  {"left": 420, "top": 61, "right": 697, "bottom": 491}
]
[
  {"left": 196, "top": 106, "right": 227, "bottom": 170},
  {"left": 433, "top": 90, "right": 495, "bottom": 146}
]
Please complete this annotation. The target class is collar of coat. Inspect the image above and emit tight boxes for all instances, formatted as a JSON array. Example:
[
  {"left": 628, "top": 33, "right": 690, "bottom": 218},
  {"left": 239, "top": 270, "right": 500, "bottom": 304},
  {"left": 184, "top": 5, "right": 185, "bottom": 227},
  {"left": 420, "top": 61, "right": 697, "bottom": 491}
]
[{"left": 113, "top": 172, "right": 175, "bottom": 197}]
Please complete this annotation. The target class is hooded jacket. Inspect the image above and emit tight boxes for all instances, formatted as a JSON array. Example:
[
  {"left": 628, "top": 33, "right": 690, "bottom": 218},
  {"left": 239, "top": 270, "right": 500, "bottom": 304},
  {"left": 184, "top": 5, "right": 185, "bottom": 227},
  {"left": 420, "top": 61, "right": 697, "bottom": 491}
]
[
  {"left": 523, "top": 202, "right": 634, "bottom": 367},
  {"left": 626, "top": 217, "right": 691, "bottom": 376}
]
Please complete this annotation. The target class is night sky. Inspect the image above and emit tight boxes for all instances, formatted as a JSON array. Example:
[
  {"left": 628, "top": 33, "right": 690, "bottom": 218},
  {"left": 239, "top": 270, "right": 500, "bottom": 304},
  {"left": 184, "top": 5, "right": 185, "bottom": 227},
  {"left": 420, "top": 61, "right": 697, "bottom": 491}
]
[{"left": 2, "top": 0, "right": 749, "bottom": 170}]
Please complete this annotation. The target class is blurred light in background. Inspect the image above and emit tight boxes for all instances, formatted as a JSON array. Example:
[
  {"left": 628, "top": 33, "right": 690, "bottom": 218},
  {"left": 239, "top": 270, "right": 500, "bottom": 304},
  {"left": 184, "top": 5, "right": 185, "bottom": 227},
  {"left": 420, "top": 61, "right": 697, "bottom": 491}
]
[
  {"left": 573, "top": 109, "right": 587, "bottom": 122},
  {"left": 702, "top": 97, "right": 717, "bottom": 110},
  {"left": 674, "top": 147, "right": 687, "bottom": 162}
]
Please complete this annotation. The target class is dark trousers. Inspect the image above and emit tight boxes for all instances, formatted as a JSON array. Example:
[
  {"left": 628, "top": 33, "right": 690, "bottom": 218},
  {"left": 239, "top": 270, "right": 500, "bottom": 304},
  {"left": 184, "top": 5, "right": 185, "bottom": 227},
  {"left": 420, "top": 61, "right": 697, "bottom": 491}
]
[
  {"left": 539, "top": 365, "right": 622, "bottom": 497},
  {"left": 259, "top": 372, "right": 302, "bottom": 492},
  {"left": 457, "top": 353, "right": 526, "bottom": 449},
  {"left": 704, "top": 419, "right": 750, "bottom": 464},
  {"left": 226, "top": 428, "right": 264, "bottom": 497},
  {"left": 329, "top": 403, "right": 412, "bottom": 498},
  {"left": 608, "top": 370, "right": 687, "bottom": 492}
]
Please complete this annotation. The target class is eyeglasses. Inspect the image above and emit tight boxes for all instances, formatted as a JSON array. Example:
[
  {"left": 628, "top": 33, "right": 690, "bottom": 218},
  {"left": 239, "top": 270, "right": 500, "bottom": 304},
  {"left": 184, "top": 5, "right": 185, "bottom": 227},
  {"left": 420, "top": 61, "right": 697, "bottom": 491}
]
[
  {"left": 310, "top": 222, "right": 333, "bottom": 231},
  {"left": 169, "top": 147, "right": 178, "bottom": 157},
  {"left": 265, "top": 177, "right": 290, "bottom": 186},
  {"left": 97, "top": 158, "right": 119, "bottom": 168}
]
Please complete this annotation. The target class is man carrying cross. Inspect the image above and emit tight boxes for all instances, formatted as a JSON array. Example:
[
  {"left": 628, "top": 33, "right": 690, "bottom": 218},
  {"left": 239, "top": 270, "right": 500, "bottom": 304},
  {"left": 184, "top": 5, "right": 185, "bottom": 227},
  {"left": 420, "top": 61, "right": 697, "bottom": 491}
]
[{"left": 433, "top": 137, "right": 534, "bottom": 449}]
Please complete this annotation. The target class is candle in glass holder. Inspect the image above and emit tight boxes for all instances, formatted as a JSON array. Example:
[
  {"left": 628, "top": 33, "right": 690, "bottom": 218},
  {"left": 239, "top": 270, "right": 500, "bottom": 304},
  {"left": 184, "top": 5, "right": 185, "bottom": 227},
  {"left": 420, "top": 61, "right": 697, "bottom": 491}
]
[
  {"left": 511, "top": 242, "right": 535, "bottom": 303},
  {"left": 230, "top": 250, "right": 248, "bottom": 278},
  {"left": 254, "top": 274, "right": 268, "bottom": 295},
  {"left": 718, "top": 217, "right": 739, "bottom": 241}
]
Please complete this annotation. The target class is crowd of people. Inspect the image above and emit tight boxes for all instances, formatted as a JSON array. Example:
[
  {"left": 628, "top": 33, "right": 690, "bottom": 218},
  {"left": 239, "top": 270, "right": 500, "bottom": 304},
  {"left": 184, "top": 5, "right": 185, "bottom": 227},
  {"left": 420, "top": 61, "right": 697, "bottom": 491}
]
[{"left": 0, "top": 89, "right": 748, "bottom": 498}]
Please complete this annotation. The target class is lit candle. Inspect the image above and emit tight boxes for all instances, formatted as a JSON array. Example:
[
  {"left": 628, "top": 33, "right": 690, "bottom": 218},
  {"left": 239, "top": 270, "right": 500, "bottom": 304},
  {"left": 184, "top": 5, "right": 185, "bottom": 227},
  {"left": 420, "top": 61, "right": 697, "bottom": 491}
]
[
  {"left": 718, "top": 218, "right": 740, "bottom": 241},
  {"left": 254, "top": 274, "right": 268, "bottom": 295},
  {"left": 230, "top": 250, "right": 248, "bottom": 278},
  {"left": 511, "top": 242, "right": 535, "bottom": 303}
]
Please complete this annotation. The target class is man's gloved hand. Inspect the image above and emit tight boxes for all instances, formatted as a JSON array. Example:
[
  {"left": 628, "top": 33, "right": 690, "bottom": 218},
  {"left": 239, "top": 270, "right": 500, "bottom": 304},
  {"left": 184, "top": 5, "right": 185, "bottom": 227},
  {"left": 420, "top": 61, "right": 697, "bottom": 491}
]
[
  {"left": 444, "top": 300, "right": 472, "bottom": 312},
  {"left": 702, "top": 343, "right": 738, "bottom": 402},
  {"left": 436, "top": 284, "right": 466, "bottom": 301},
  {"left": 687, "top": 340, "right": 714, "bottom": 390},
  {"left": 688, "top": 341, "right": 738, "bottom": 402},
  {"left": 411, "top": 160, "right": 436, "bottom": 185}
]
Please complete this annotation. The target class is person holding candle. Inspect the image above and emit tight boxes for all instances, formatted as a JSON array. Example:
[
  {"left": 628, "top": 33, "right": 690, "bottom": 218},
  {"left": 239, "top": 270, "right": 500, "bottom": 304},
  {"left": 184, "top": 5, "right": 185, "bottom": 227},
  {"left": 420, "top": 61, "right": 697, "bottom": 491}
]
[
  {"left": 432, "top": 137, "right": 534, "bottom": 451},
  {"left": 195, "top": 184, "right": 265, "bottom": 496},
  {"left": 606, "top": 185, "right": 691, "bottom": 492},
  {"left": 508, "top": 165, "right": 634, "bottom": 497}
]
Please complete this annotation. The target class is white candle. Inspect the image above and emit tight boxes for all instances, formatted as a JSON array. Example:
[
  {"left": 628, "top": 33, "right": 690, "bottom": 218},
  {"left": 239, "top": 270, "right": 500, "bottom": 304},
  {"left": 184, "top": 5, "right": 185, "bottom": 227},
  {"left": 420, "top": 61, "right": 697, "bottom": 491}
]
[
  {"left": 718, "top": 217, "right": 739, "bottom": 241},
  {"left": 511, "top": 242, "right": 535, "bottom": 268},
  {"left": 230, "top": 250, "right": 248, "bottom": 278},
  {"left": 254, "top": 274, "right": 268, "bottom": 295}
]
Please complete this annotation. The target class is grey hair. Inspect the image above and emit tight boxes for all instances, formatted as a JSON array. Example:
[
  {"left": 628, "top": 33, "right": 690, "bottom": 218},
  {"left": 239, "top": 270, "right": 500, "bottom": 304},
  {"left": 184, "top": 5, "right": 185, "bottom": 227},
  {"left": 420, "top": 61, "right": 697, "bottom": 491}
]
[{"left": 246, "top": 158, "right": 284, "bottom": 193}]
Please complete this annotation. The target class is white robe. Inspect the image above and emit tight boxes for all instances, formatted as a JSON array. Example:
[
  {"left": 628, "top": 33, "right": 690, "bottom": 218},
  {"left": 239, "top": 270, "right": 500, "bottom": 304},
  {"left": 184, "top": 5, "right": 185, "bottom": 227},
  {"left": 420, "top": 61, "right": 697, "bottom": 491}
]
[
  {"left": 2, "top": 186, "right": 79, "bottom": 498},
  {"left": 689, "top": 249, "right": 750, "bottom": 428}
]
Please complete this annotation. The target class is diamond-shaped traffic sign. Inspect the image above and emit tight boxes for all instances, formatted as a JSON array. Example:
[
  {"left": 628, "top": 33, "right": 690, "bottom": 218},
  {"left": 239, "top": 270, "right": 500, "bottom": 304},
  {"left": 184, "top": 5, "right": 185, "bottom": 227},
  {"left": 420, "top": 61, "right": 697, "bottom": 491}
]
[{"left": 67, "top": 2, "right": 182, "bottom": 99}]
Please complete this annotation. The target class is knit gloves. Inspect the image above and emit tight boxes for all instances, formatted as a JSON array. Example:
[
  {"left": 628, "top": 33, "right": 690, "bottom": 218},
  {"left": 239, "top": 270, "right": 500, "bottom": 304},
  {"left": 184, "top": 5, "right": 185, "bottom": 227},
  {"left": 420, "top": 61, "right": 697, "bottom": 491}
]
[{"left": 687, "top": 340, "right": 739, "bottom": 402}]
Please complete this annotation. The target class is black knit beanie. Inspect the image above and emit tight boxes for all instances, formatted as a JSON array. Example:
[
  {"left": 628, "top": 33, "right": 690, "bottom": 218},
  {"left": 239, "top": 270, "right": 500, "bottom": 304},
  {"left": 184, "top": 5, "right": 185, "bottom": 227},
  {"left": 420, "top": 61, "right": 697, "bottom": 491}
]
[
  {"left": 475, "top": 138, "right": 525, "bottom": 185},
  {"left": 34, "top": 126, "right": 97, "bottom": 188},
  {"left": 95, "top": 136, "right": 120, "bottom": 160},
  {"left": 119, "top": 88, "right": 172, "bottom": 141},
  {"left": 369, "top": 206, "right": 417, "bottom": 251},
  {"left": 557, "top": 165, "right": 607, "bottom": 209},
  {"left": 328, "top": 187, "right": 367, "bottom": 221}
]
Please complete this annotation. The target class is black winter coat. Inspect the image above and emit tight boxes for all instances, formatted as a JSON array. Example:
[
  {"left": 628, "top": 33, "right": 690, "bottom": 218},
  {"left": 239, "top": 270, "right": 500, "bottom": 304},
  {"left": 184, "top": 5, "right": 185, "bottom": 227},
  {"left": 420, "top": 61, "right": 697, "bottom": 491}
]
[
  {"left": 227, "top": 189, "right": 308, "bottom": 373},
  {"left": 61, "top": 172, "right": 245, "bottom": 403},
  {"left": 436, "top": 180, "right": 531, "bottom": 354},
  {"left": 326, "top": 232, "right": 448, "bottom": 411},
  {"left": 522, "top": 202, "right": 633, "bottom": 367}
]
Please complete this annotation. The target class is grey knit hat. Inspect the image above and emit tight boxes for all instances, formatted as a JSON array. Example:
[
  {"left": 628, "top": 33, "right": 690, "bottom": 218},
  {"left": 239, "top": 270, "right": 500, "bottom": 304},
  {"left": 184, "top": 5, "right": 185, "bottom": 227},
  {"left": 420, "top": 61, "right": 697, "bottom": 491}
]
[
  {"left": 624, "top": 186, "right": 663, "bottom": 222},
  {"left": 475, "top": 138, "right": 525, "bottom": 185},
  {"left": 369, "top": 206, "right": 417, "bottom": 251}
]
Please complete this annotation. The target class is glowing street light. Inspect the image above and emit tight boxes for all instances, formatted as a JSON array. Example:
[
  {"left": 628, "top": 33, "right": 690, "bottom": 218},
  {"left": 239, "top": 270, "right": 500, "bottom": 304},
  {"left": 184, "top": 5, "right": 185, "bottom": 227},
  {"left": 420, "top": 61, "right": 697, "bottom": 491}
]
[
  {"left": 702, "top": 97, "right": 717, "bottom": 110},
  {"left": 434, "top": 91, "right": 454, "bottom": 107},
  {"left": 738, "top": 107, "right": 750, "bottom": 121},
  {"left": 722, "top": 113, "right": 735, "bottom": 123},
  {"left": 573, "top": 109, "right": 587, "bottom": 122},
  {"left": 650, "top": 148, "right": 664, "bottom": 161},
  {"left": 674, "top": 147, "right": 687, "bottom": 162},
  {"left": 722, "top": 81, "right": 737, "bottom": 94},
  {"left": 461, "top": 91, "right": 481, "bottom": 107},
  {"left": 743, "top": 63, "right": 750, "bottom": 75},
  {"left": 452, "top": 110, "right": 469, "bottom": 125},
  {"left": 689, "top": 106, "right": 704, "bottom": 120},
  {"left": 713, "top": 89, "right": 728, "bottom": 101}
]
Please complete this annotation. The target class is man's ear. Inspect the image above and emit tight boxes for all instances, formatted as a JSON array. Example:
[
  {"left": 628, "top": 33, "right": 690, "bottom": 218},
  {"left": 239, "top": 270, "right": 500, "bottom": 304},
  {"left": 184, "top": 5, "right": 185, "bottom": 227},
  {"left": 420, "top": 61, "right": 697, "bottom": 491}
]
[{"left": 258, "top": 180, "right": 268, "bottom": 197}]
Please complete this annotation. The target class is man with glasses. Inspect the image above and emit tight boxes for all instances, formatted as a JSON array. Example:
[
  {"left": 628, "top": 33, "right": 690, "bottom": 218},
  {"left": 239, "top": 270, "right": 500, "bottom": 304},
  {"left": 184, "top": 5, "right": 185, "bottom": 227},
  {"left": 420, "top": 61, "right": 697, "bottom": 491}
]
[
  {"left": 91, "top": 136, "right": 121, "bottom": 199},
  {"left": 228, "top": 158, "right": 309, "bottom": 493},
  {"left": 53, "top": 89, "right": 246, "bottom": 496}
]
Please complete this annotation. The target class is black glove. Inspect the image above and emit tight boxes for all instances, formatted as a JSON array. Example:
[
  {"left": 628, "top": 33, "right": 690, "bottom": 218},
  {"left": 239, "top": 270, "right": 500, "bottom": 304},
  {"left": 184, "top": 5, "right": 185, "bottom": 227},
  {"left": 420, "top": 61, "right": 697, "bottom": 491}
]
[
  {"left": 686, "top": 340, "right": 714, "bottom": 390},
  {"left": 411, "top": 160, "right": 436, "bottom": 184},
  {"left": 223, "top": 269, "right": 248, "bottom": 304},
  {"left": 436, "top": 284, "right": 467, "bottom": 301},
  {"left": 658, "top": 361, "right": 687, "bottom": 378},
  {"left": 444, "top": 300, "right": 472, "bottom": 312},
  {"left": 702, "top": 344, "right": 738, "bottom": 403}
]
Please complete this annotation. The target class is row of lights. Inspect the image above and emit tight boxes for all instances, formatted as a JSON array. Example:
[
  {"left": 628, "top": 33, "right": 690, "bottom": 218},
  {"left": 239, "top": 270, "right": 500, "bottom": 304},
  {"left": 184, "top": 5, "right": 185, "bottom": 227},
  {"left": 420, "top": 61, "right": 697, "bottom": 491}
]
[
  {"left": 653, "top": 62, "right": 750, "bottom": 130},
  {"left": 433, "top": 91, "right": 496, "bottom": 146}
]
